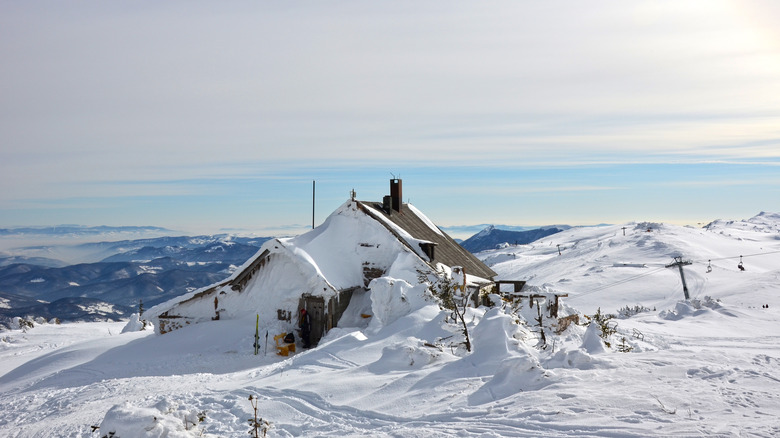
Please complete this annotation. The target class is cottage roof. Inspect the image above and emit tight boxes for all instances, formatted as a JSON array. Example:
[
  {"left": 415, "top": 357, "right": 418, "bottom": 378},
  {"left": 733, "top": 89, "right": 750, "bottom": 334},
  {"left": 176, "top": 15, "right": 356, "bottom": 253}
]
[{"left": 356, "top": 200, "right": 497, "bottom": 281}]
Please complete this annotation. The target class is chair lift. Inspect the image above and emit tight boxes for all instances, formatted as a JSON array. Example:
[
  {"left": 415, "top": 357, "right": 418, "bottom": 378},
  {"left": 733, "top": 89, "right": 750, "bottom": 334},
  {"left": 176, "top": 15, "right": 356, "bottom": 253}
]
[
  {"left": 738, "top": 255, "right": 745, "bottom": 271},
  {"left": 706, "top": 260, "right": 712, "bottom": 273}
]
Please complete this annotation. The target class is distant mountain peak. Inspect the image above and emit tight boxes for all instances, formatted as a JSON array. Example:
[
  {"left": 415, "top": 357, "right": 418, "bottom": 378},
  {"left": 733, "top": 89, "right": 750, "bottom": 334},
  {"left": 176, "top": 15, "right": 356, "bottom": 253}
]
[
  {"left": 461, "top": 226, "right": 565, "bottom": 253},
  {"left": 475, "top": 225, "right": 496, "bottom": 238}
]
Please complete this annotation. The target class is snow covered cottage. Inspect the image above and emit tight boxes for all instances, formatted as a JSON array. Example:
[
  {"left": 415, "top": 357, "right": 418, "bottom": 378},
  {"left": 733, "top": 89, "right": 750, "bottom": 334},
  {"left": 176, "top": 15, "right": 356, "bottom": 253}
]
[{"left": 149, "top": 179, "right": 497, "bottom": 346}]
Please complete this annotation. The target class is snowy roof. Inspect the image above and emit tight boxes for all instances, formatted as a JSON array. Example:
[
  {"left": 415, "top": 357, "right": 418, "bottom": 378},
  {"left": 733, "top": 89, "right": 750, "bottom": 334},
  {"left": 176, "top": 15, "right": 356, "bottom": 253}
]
[
  {"left": 356, "top": 200, "right": 497, "bottom": 281},
  {"left": 147, "top": 194, "right": 496, "bottom": 330}
]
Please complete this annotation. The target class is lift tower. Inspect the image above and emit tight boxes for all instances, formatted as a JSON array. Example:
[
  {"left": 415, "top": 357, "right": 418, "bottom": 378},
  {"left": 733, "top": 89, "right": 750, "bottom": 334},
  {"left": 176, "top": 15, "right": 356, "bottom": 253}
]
[{"left": 666, "top": 256, "right": 693, "bottom": 300}]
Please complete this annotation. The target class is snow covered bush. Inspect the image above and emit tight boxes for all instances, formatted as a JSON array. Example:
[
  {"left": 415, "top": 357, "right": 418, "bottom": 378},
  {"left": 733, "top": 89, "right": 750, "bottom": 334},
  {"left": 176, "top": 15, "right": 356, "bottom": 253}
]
[
  {"left": 121, "top": 313, "right": 151, "bottom": 333},
  {"left": 99, "top": 400, "right": 209, "bottom": 438},
  {"left": 17, "top": 317, "right": 35, "bottom": 332},
  {"left": 659, "top": 296, "right": 724, "bottom": 320},
  {"left": 691, "top": 296, "right": 721, "bottom": 310},
  {"left": 423, "top": 268, "right": 473, "bottom": 352},
  {"left": 581, "top": 321, "right": 608, "bottom": 354},
  {"left": 247, "top": 395, "right": 271, "bottom": 438},
  {"left": 616, "top": 304, "right": 652, "bottom": 319},
  {"left": 617, "top": 336, "right": 634, "bottom": 353},
  {"left": 584, "top": 308, "right": 617, "bottom": 348}
]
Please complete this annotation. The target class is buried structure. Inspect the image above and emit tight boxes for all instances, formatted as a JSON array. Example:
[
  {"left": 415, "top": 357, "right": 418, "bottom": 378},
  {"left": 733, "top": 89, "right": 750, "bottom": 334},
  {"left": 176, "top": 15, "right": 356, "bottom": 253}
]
[{"left": 149, "top": 179, "right": 498, "bottom": 347}]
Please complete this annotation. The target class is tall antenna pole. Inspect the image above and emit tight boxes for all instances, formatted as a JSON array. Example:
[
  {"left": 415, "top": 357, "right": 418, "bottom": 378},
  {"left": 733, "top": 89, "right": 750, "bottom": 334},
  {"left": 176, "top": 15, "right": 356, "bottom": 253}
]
[{"left": 312, "top": 180, "right": 315, "bottom": 229}]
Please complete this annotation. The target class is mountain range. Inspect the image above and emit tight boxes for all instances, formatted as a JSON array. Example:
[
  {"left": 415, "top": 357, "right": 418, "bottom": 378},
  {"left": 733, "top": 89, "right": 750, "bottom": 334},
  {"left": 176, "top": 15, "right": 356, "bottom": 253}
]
[
  {"left": 0, "top": 235, "right": 272, "bottom": 323},
  {"left": 0, "top": 225, "right": 172, "bottom": 237},
  {"left": 459, "top": 225, "right": 567, "bottom": 252},
  {"left": 0, "top": 225, "right": 582, "bottom": 323}
]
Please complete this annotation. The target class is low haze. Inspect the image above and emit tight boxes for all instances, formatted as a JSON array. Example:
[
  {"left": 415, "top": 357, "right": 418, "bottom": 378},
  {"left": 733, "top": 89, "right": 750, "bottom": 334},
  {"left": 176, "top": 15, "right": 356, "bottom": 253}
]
[{"left": 2, "top": 1, "right": 779, "bottom": 235}]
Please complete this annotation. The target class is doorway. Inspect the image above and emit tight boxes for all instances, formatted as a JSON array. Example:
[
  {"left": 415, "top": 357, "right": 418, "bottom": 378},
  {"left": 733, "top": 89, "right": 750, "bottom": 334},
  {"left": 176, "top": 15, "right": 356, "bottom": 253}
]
[{"left": 301, "top": 296, "right": 325, "bottom": 346}]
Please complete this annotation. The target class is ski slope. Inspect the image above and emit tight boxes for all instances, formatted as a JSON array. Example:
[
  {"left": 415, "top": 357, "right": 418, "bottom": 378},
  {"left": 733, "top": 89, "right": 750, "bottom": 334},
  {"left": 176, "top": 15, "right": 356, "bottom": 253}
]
[{"left": 1, "top": 213, "right": 779, "bottom": 437}]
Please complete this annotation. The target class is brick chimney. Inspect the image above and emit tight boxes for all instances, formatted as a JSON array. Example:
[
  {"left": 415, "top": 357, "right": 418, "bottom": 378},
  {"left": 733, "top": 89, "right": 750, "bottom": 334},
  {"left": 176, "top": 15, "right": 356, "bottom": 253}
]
[{"left": 390, "top": 179, "right": 402, "bottom": 212}]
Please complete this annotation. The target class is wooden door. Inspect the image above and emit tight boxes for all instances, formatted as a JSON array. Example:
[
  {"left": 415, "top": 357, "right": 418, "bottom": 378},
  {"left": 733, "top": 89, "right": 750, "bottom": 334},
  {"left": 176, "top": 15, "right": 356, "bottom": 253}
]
[{"left": 303, "top": 296, "right": 325, "bottom": 346}]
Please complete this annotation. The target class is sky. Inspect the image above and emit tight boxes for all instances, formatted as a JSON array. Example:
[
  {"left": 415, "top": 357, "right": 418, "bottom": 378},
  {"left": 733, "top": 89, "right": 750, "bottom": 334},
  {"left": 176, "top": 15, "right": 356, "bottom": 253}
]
[{"left": 2, "top": 0, "right": 779, "bottom": 238}]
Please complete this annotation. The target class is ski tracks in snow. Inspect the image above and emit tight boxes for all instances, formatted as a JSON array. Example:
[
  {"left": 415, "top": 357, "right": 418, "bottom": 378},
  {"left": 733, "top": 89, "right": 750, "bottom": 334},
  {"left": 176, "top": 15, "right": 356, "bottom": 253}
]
[{"left": 230, "top": 385, "right": 653, "bottom": 437}]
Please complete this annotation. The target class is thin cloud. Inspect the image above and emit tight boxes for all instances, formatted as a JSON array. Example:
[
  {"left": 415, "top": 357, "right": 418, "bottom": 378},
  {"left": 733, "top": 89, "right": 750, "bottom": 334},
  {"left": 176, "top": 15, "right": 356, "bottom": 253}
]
[{"left": 1, "top": 1, "right": 779, "bottom": 230}]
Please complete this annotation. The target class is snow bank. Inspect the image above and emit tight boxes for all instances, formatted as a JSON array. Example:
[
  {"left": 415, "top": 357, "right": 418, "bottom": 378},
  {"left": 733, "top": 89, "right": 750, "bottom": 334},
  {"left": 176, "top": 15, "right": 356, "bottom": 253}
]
[
  {"left": 100, "top": 400, "right": 209, "bottom": 438},
  {"left": 366, "top": 277, "right": 429, "bottom": 334},
  {"left": 468, "top": 309, "right": 549, "bottom": 405},
  {"left": 580, "top": 322, "right": 607, "bottom": 354},
  {"left": 374, "top": 338, "right": 443, "bottom": 370},
  {"left": 659, "top": 296, "right": 726, "bottom": 320},
  {"left": 121, "top": 313, "right": 151, "bottom": 333}
]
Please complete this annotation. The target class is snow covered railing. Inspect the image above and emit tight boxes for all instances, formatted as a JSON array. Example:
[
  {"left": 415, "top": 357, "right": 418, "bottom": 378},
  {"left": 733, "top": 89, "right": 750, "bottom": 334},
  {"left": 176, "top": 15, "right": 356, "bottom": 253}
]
[
  {"left": 494, "top": 280, "right": 526, "bottom": 294},
  {"left": 496, "top": 286, "right": 569, "bottom": 319}
]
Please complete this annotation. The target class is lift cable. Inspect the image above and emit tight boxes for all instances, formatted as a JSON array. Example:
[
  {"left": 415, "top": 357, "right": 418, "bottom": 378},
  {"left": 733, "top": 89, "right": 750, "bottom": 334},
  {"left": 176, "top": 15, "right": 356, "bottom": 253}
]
[
  {"left": 568, "top": 266, "right": 668, "bottom": 301},
  {"left": 693, "top": 249, "right": 780, "bottom": 263},
  {"left": 557, "top": 249, "right": 780, "bottom": 302}
]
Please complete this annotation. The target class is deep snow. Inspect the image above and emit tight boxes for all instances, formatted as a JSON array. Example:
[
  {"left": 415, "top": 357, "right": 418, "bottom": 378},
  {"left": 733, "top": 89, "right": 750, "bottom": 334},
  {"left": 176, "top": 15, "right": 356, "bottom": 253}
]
[{"left": 1, "top": 213, "right": 779, "bottom": 437}]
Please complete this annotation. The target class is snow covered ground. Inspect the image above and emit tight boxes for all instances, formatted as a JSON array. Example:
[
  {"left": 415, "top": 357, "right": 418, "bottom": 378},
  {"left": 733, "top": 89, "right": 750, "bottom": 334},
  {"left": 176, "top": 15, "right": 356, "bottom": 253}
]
[{"left": 1, "top": 213, "right": 779, "bottom": 437}]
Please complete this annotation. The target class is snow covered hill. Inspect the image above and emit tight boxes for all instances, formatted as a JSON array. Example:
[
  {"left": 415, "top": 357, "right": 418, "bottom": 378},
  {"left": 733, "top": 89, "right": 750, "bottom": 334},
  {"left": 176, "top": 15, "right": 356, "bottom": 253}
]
[
  {"left": 459, "top": 225, "right": 565, "bottom": 253},
  {"left": 0, "top": 213, "right": 778, "bottom": 437},
  {"left": 482, "top": 213, "right": 780, "bottom": 315}
]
